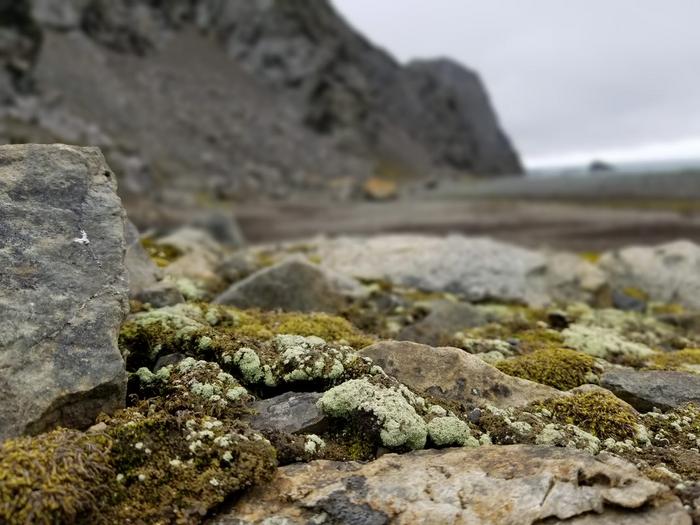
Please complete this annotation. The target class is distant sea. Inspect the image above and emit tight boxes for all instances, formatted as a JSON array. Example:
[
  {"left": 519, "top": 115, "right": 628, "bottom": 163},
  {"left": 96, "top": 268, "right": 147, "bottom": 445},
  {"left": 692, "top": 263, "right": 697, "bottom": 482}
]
[{"left": 528, "top": 158, "right": 700, "bottom": 178}]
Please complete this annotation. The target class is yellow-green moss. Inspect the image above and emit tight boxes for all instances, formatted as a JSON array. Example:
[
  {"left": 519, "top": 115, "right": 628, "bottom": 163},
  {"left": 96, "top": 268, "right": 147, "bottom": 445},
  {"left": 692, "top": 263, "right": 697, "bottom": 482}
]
[
  {"left": 0, "top": 429, "right": 113, "bottom": 525},
  {"left": 229, "top": 310, "right": 374, "bottom": 349},
  {"left": 579, "top": 251, "right": 601, "bottom": 264},
  {"left": 536, "top": 391, "right": 640, "bottom": 441},
  {"left": 496, "top": 348, "right": 600, "bottom": 390},
  {"left": 647, "top": 349, "right": 700, "bottom": 371},
  {"left": 140, "top": 238, "right": 183, "bottom": 268}
]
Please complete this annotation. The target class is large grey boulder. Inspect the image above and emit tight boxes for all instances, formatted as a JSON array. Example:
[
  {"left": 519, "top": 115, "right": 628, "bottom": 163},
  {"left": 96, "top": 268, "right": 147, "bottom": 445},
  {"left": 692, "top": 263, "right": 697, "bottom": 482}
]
[
  {"left": 220, "top": 445, "right": 690, "bottom": 524},
  {"left": 359, "top": 340, "right": 560, "bottom": 409},
  {"left": 601, "top": 369, "right": 700, "bottom": 412},
  {"left": 214, "top": 257, "right": 366, "bottom": 313},
  {"left": 599, "top": 241, "right": 700, "bottom": 311},
  {"left": 0, "top": 144, "right": 129, "bottom": 440},
  {"left": 311, "top": 234, "right": 603, "bottom": 306}
]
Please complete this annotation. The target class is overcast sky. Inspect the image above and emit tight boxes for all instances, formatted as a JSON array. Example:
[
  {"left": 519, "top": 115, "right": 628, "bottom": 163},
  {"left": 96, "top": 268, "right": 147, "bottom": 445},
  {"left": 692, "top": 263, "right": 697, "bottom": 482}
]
[{"left": 332, "top": 1, "right": 700, "bottom": 168}]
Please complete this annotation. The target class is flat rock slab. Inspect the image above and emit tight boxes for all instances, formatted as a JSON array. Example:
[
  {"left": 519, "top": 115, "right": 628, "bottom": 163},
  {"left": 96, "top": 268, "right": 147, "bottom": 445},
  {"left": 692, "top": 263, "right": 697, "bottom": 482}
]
[
  {"left": 360, "top": 340, "right": 560, "bottom": 409},
  {"left": 217, "top": 444, "right": 690, "bottom": 524},
  {"left": 601, "top": 369, "right": 700, "bottom": 412},
  {"left": 0, "top": 144, "right": 128, "bottom": 440}
]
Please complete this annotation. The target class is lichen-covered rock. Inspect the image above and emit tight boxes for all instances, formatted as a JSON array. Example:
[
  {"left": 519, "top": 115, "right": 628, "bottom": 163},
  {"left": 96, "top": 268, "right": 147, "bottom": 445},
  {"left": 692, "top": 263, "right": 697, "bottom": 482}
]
[
  {"left": 601, "top": 369, "right": 700, "bottom": 412},
  {"left": 600, "top": 240, "right": 700, "bottom": 311},
  {"left": 215, "top": 257, "right": 366, "bottom": 314},
  {"left": 359, "top": 340, "right": 562, "bottom": 409},
  {"left": 562, "top": 324, "right": 655, "bottom": 362},
  {"left": 221, "top": 445, "right": 691, "bottom": 524},
  {"left": 0, "top": 144, "right": 129, "bottom": 440}
]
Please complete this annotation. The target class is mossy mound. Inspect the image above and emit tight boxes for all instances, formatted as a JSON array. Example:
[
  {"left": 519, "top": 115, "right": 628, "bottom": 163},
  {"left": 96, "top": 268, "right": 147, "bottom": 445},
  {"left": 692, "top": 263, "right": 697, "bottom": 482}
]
[
  {"left": 119, "top": 303, "right": 374, "bottom": 373},
  {"left": 647, "top": 348, "right": 700, "bottom": 372},
  {"left": 643, "top": 403, "right": 700, "bottom": 450},
  {"left": 536, "top": 390, "right": 641, "bottom": 441},
  {"left": 496, "top": 348, "right": 601, "bottom": 390},
  {"left": 99, "top": 403, "right": 276, "bottom": 523},
  {"left": 0, "top": 358, "right": 277, "bottom": 525},
  {"left": 0, "top": 429, "right": 113, "bottom": 525}
]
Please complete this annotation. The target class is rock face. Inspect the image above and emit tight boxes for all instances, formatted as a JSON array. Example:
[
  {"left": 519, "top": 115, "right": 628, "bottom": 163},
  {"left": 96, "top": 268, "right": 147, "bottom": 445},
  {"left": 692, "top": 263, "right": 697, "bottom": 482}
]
[
  {"left": 0, "top": 144, "right": 128, "bottom": 440},
  {"left": 0, "top": 0, "right": 521, "bottom": 214},
  {"left": 360, "top": 341, "right": 560, "bottom": 409},
  {"left": 215, "top": 258, "right": 365, "bottom": 313},
  {"left": 601, "top": 369, "right": 700, "bottom": 412},
  {"left": 246, "top": 392, "right": 326, "bottom": 435},
  {"left": 221, "top": 445, "right": 690, "bottom": 525},
  {"left": 599, "top": 241, "right": 700, "bottom": 311}
]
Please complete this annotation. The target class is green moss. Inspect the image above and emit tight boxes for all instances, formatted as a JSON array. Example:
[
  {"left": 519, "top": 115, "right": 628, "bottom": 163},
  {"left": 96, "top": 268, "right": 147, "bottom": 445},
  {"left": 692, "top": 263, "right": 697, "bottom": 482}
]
[
  {"left": 536, "top": 390, "right": 640, "bottom": 441},
  {"left": 140, "top": 237, "right": 182, "bottom": 268},
  {"left": 648, "top": 348, "right": 700, "bottom": 372},
  {"left": 496, "top": 348, "right": 601, "bottom": 390},
  {"left": 621, "top": 286, "right": 650, "bottom": 302},
  {"left": 225, "top": 309, "right": 375, "bottom": 349},
  {"left": 317, "top": 377, "right": 428, "bottom": 450},
  {"left": 0, "top": 429, "right": 113, "bottom": 525}
]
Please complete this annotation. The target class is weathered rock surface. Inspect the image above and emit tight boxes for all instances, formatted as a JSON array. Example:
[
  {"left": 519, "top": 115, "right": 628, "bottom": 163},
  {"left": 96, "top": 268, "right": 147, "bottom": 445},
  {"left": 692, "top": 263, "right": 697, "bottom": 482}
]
[
  {"left": 123, "top": 218, "right": 161, "bottom": 298},
  {"left": 599, "top": 241, "right": 700, "bottom": 311},
  {"left": 360, "top": 341, "right": 560, "bottom": 409},
  {"left": 219, "top": 445, "right": 690, "bottom": 525},
  {"left": 310, "top": 234, "right": 603, "bottom": 306},
  {"left": 215, "top": 258, "right": 366, "bottom": 313},
  {"left": 0, "top": 144, "right": 128, "bottom": 440},
  {"left": 246, "top": 392, "right": 326, "bottom": 435},
  {"left": 601, "top": 369, "right": 700, "bottom": 412}
]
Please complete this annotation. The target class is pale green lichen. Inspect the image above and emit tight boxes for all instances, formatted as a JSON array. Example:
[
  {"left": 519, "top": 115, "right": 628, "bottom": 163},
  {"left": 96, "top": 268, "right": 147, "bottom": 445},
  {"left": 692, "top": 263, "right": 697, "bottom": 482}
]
[
  {"left": 303, "top": 435, "right": 326, "bottom": 454},
  {"left": 427, "top": 416, "right": 479, "bottom": 447},
  {"left": 562, "top": 324, "right": 655, "bottom": 361},
  {"left": 318, "top": 378, "right": 428, "bottom": 450}
]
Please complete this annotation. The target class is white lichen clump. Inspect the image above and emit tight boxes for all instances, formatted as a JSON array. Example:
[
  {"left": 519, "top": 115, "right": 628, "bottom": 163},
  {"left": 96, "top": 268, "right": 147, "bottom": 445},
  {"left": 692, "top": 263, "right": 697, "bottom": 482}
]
[{"left": 317, "top": 377, "right": 428, "bottom": 450}]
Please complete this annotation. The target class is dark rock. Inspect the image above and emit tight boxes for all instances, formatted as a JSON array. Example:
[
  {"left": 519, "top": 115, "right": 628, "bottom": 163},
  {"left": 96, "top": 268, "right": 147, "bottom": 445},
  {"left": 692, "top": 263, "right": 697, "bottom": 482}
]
[
  {"left": 601, "top": 369, "right": 700, "bottom": 412},
  {"left": 397, "top": 300, "right": 489, "bottom": 345},
  {"left": 153, "top": 353, "right": 186, "bottom": 372},
  {"left": 612, "top": 288, "right": 647, "bottom": 312},
  {"left": 246, "top": 392, "right": 326, "bottom": 435},
  {"left": 123, "top": 219, "right": 162, "bottom": 299},
  {"left": 214, "top": 258, "right": 366, "bottom": 314},
  {"left": 0, "top": 144, "right": 129, "bottom": 440},
  {"left": 133, "top": 281, "right": 184, "bottom": 308}
]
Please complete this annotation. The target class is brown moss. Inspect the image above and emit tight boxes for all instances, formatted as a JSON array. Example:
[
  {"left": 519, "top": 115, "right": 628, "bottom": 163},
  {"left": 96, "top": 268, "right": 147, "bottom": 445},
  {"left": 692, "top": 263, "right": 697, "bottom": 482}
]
[
  {"left": 536, "top": 390, "right": 640, "bottom": 441},
  {"left": 0, "top": 429, "right": 113, "bottom": 525},
  {"left": 496, "top": 348, "right": 600, "bottom": 390}
]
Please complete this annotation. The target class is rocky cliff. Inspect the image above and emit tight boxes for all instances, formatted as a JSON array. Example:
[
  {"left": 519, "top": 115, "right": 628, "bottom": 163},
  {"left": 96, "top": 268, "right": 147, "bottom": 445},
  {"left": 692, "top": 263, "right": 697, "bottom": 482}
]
[{"left": 0, "top": 0, "right": 522, "bottom": 210}]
